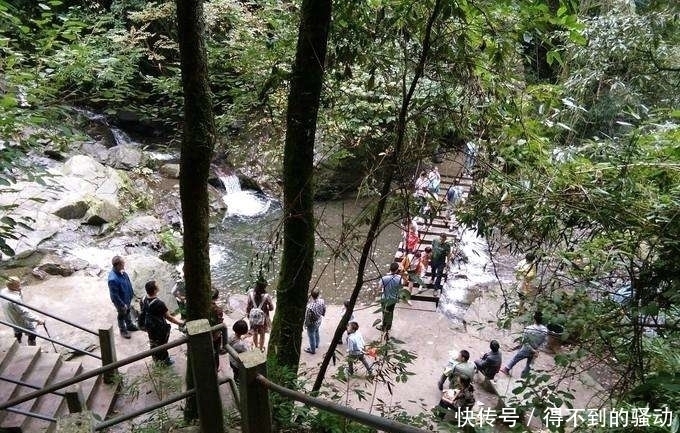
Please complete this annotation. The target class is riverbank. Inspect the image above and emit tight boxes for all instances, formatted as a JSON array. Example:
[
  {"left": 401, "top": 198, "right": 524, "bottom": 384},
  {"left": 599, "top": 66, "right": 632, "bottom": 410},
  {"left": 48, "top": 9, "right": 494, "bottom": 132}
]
[{"left": 0, "top": 270, "right": 605, "bottom": 432}]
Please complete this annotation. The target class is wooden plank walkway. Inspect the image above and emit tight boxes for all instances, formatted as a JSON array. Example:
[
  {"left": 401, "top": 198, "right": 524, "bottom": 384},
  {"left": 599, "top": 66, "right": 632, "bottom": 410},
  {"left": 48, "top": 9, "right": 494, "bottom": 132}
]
[{"left": 392, "top": 160, "right": 473, "bottom": 308}]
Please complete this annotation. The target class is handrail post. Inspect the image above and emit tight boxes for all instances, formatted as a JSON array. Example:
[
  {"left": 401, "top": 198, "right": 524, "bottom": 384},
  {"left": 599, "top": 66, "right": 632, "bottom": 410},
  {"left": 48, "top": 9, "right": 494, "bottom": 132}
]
[
  {"left": 186, "top": 319, "right": 224, "bottom": 433},
  {"left": 238, "top": 350, "right": 272, "bottom": 433},
  {"left": 65, "top": 384, "right": 85, "bottom": 413},
  {"left": 99, "top": 327, "right": 117, "bottom": 384}
]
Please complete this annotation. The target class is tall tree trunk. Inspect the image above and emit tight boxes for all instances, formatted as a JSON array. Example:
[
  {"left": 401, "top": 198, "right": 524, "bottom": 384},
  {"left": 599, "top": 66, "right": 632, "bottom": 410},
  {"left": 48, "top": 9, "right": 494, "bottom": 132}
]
[
  {"left": 267, "top": 0, "right": 333, "bottom": 372},
  {"left": 312, "top": 0, "right": 443, "bottom": 392},
  {"left": 175, "top": 0, "right": 216, "bottom": 422}
]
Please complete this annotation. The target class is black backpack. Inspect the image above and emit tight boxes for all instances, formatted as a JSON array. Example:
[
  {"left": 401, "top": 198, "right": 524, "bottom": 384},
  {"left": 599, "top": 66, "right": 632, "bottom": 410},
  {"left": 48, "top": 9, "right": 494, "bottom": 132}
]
[{"left": 138, "top": 296, "right": 163, "bottom": 333}]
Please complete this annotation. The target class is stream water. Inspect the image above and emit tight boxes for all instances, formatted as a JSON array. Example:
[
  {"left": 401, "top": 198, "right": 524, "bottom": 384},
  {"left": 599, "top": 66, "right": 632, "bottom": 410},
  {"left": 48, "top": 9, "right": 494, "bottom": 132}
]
[{"left": 39, "top": 114, "right": 503, "bottom": 318}]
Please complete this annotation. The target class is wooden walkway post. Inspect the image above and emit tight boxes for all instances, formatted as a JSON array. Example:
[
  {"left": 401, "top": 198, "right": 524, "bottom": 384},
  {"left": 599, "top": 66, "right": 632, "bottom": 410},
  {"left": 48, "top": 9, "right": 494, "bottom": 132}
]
[
  {"left": 65, "top": 384, "right": 85, "bottom": 413},
  {"left": 98, "top": 326, "right": 117, "bottom": 384},
  {"left": 238, "top": 350, "right": 272, "bottom": 433},
  {"left": 186, "top": 319, "right": 224, "bottom": 433}
]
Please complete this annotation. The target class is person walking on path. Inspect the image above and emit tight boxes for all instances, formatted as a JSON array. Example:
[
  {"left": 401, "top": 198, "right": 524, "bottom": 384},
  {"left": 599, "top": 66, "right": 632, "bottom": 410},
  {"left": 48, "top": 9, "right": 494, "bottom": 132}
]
[
  {"left": 246, "top": 278, "right": 275, "bottom": 351},
  {"left": 346, "top": 321, "right": 373, "bottom": 376},
  {"left": 500, "top": 311, "right": 548, "bottom": 378},
  {"left": 445, "top": 185, "right": 464, "bottom": 231},
  {"left": 140, "top": 280, "right": 184, "bottom": 366},
  {"left": 430, "top": 234, "right": 452, "bottom": 291},
  {"left": 438, "top": 349, "right": 475, "bottom": 390},
  {"left": 304, "top": 288, "right": 326, "bottom": 354},
  {"left": 108, "top": 255, "right": 138, "bottom": 339},
  {"left": 1, "top": 276, "right": 44, "bottom": 345},
  {"left": 376, "top": 262, "right": 402, "bottom": 340},
  {"left": 427, "top": 166, "right": 441, "bottom": 196},
  {"left": 474, "top": 340, "right": 502, "bottom": 381},
  {"left": 414, "top": 171, "right": 428, "bottom": 197}
]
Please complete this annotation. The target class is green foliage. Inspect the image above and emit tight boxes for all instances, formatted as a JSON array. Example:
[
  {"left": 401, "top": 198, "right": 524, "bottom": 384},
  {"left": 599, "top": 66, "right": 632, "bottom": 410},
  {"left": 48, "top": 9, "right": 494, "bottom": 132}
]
[{"left": 159, "top": 228, "right": 183, "bottom": 263}]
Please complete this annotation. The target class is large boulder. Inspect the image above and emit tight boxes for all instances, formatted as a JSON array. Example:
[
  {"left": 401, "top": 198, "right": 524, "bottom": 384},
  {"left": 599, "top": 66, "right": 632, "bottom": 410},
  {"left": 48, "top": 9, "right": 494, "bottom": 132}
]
[
  {"left": 106, "top": 145, "right": 146, "bottom": 170},
  {"left": 83, "top": 198, "right": 121, "bottom": 225},
  {"left": 53, "top": 200, "right": 89, "bottom": 220},
  {"left": 159, "top": 163, "right": 180, "bottom": 179},
  {"left": 123, "top": 254, "right": 179, "bottom": 309},
  {"left": 79, "top": 141, "right": 110, "bottom": 164},
  {"left": 119, "top": 215, "right": 162, "bottom": 235}
]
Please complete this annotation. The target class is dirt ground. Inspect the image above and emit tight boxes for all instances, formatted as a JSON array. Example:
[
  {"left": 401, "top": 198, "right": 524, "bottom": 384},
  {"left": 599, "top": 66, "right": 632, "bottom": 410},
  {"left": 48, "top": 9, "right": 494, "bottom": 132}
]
[{"left": 1, "top": 271, "right": 607, "bottom": 432}]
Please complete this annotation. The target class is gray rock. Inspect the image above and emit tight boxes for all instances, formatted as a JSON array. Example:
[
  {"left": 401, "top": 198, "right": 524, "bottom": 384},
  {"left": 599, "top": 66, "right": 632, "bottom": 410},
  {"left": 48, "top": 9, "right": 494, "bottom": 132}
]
[
  {"left": 106, "top": 145, "right": 146, "bottom": 170},
  {"left": 38, "top": 262, "right": 74, "bottom": 277},
  {"left": 79, "top": 141, "right": 110, "bottom": 163},
  {"left": 53, "top": 200, "right": 89, "bottom": 220},
  {"left": 31, "top": 267, "right": 49, "bottom": 280},
  {"left": 123, "top": 254, "right": 179, "bottom": 309},
  {"left": 83, "top": 199, "right": 121, "bottom": 225},
  {"left": 159, "top": 163, "right": 180, "bottom": 179},
  {"left": 119, "top": 215, "right": 162, "bottom": 234}
]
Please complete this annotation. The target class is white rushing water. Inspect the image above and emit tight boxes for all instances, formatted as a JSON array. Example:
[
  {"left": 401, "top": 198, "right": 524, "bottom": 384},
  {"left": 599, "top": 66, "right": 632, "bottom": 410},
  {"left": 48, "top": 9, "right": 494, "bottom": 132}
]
[
  {"left": 438, "top": 223, "right": 496, "bottom": 321},
  {"left": 219, "top": 174, "right": 271, "bottom": 218}
]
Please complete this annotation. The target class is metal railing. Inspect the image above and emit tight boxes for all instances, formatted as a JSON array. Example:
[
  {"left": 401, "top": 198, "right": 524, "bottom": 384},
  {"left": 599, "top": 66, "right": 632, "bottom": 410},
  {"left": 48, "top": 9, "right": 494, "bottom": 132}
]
[
  {"left": 0, "top": 292, "right": 115, "bottom": 361},
  {"left": 0, "top": 319, "right": 101, "bottom": 360},
  {"left": 0, "top": 293, "right": 99, "bottom": 337}
]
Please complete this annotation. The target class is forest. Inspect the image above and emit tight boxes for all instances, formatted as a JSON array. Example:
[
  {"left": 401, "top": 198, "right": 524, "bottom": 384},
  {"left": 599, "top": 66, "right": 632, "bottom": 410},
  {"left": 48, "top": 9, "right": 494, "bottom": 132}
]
[{"left": 1, "top": 0, "right": 679, "bottom": 432}]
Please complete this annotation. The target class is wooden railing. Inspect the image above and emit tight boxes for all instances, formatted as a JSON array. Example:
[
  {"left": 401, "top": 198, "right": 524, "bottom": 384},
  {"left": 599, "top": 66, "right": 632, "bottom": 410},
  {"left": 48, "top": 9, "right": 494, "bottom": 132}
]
[{"left": 1, "top": 318, "right": 428, "bottom": 432}]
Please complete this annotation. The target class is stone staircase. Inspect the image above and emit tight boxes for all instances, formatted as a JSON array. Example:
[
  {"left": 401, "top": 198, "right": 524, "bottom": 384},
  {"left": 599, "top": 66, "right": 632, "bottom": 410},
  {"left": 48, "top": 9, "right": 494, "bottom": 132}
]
[{"left": 0, "top": 339, "right": 118, "bottom": 433}]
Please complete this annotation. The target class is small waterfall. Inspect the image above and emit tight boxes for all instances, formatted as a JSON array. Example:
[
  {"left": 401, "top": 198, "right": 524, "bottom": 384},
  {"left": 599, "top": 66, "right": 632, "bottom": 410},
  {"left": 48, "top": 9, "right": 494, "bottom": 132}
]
[
  {"left": 110, "top": 127, "right": 138, "bottom": 146},
  {"left": 218, "top": 174, "right": 272, "bottom": 218},
  {"left": 218, "top": 174, "right": 242, "bottom": 195}
]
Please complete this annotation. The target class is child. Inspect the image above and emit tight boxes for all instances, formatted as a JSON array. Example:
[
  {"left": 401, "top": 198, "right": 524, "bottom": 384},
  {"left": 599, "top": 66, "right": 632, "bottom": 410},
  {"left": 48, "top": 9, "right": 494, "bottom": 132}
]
[
  {"left": 228, "top": 319, "right": 253, "bottom": 383},
  {"left": 339, "top": 299, "right": 355, "bottom": 345},
  {"left": 346, "top": 321, "right": 372, "bottom": 376},
  {"left": 420, "top": 247, "right": 432, "bottom": 278}
]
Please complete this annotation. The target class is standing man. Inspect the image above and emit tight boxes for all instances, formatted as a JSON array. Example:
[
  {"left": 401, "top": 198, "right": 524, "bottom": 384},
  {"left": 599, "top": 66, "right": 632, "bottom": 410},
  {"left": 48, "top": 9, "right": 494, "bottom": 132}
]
[
  {"left": 430, "top": 233, "right": 452, "bottom": 292},
  {"left": 1, "top": 276, "right": 44, "bottom": 345},
  {"left": 377, "top": 262, "right": 402, "bottom": 340},
  {"left": 304, "top": 288, "right": 326, "bottom": 354},
  {"left": 108, "top": 255, "right": 138, "bottom": 339},
  {"left": 501, "top": 311, "right": 548, "bottom": 378}
]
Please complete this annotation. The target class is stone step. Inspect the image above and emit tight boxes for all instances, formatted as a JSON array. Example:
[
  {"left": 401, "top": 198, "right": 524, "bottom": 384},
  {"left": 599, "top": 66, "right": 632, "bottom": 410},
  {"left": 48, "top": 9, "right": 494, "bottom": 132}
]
[
  {"left": 85, "top": 377, "right": 119, "bottom": 422},
  {"left": 0, "top": 340, "right": 19, "bottom": 372},
  {"left": 22, "top": 360, "right": 84, "bottom": 433},
  {"left": 1, "top": 352, "right": 61, "bottom": 429},
  {"left": 0, "top": 345, "right": 42, "bottom": 424}
]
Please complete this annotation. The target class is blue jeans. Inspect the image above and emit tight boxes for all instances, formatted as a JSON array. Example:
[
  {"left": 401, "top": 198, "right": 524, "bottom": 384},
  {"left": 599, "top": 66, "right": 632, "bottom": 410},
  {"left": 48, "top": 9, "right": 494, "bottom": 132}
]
[
  {"left": 506, "top": 346, "right": 536, "bottom": 377},
  {"left": 431, "top": 260, "right": 446, "bottom": 290},
  {"left": 306, "top": 323, "right": 320, "bottom": 352}
]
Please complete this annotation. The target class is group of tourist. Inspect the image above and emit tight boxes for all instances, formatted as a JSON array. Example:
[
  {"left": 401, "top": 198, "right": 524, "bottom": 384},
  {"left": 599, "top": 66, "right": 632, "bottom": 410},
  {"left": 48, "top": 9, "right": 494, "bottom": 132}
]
[{"left": 105, "top": 254, "right": 276, "bottom": 369}]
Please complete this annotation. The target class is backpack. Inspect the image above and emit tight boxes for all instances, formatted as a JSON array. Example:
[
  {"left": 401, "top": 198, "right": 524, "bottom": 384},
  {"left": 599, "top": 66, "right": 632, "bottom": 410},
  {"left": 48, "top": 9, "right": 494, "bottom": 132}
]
[
  {"left": 248, "top": 292, "right": 266, "bottom": 326},
  {"left": 139, "top": 296, "right": 164, "bottom": 333},
  {"left": 305, "top": 304, "right": 321, "bottom": 326}
]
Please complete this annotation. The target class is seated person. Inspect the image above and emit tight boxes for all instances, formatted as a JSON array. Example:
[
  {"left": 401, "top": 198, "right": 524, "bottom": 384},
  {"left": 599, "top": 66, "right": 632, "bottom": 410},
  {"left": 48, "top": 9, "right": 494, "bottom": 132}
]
[
  {"left": 228, "top": 319, "right": 253, "bottom": 384},
  {"left": 474, "top": 340, "right": 502, "bottom": 380},
  {"left": 437, "top": 376, "right": 475, "bottom": 419},
  {"left": 438, "top": 349, "right": 475, "bottom": 390}
]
